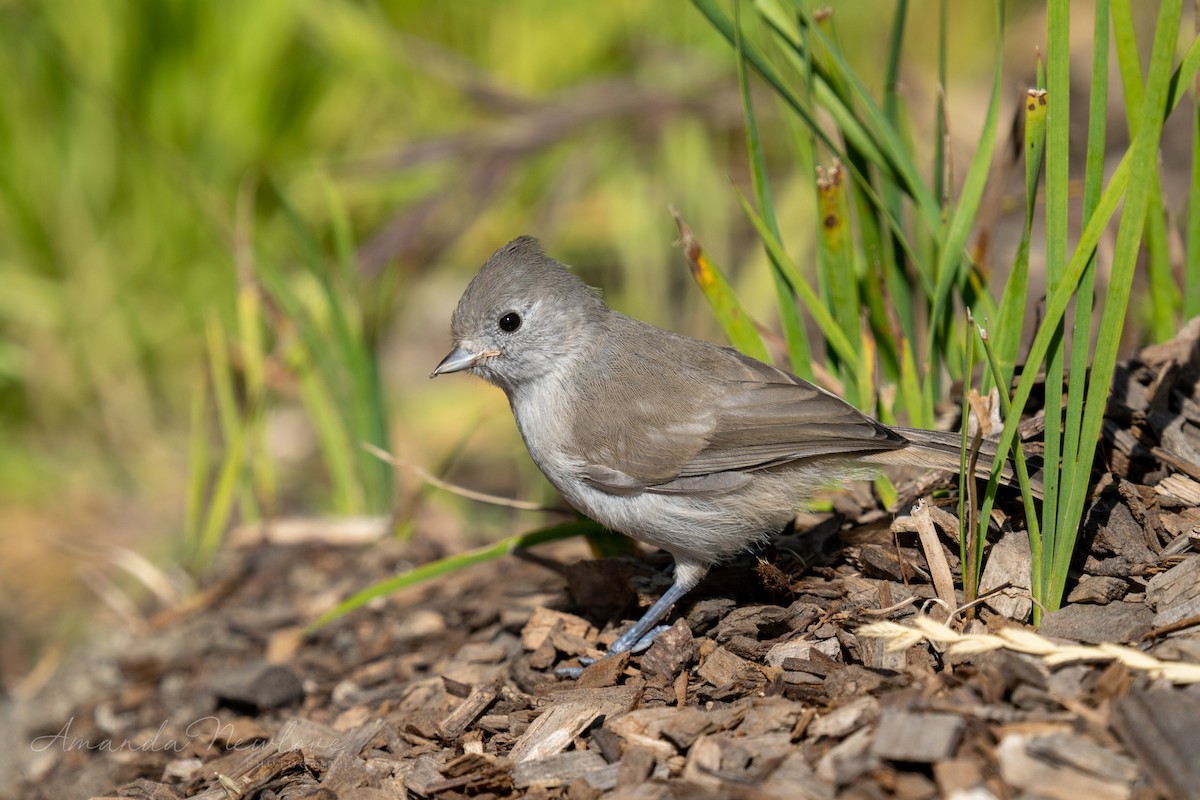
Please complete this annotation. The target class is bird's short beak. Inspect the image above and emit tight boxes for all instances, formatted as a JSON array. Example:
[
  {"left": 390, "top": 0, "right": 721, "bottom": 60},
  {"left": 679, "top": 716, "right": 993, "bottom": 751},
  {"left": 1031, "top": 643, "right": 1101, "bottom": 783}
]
[{"left": 430, "top": 345, "right": 497, "bottom": 378}]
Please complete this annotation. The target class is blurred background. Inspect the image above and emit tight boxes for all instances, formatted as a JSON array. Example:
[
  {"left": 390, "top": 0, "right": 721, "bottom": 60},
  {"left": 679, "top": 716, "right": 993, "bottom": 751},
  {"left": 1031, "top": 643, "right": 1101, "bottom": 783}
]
[{"left": 3, "top": 0, "right": 1176, "bottom": 689}]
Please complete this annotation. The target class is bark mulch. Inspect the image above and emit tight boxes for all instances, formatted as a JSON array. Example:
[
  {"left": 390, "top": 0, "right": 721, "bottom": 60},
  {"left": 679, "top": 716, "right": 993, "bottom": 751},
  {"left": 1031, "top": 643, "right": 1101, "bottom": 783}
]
[{"left": 10, "top": 320, "right": 1200, "bottom": 800}]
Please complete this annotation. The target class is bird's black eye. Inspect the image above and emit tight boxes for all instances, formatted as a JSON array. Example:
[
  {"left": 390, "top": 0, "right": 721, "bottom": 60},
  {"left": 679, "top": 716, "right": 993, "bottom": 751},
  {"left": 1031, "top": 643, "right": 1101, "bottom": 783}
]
[{"left": 498, "top": 311, "right": 522, "bottom": 332}]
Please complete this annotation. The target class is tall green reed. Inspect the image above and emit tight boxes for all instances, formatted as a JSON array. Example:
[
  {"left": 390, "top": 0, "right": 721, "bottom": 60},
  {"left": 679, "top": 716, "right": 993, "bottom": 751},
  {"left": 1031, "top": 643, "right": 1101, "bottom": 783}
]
[{"left": 697, "top": 0, "right": 1199, "bottom": 619}]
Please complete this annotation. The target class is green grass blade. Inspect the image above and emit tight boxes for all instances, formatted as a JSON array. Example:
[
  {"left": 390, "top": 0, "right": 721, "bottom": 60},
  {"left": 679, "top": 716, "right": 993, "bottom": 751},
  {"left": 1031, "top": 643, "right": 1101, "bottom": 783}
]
[
  {"left": 267, "top": 178, "right": 392, "bottom": 510},
  {"left": 254, "top": 270, "right": 361, "bottom": 507},
  {"left": 857, "top": 236, "right": 902, "bottom": 386},
  {"left": 205, "top": 314, "right": 260, "bottom": 526},
  {"left": 291, "top": 340, "right": 365, "bottom": 514},
  {"left": 926, "top": 2, "right": 1006, "bottom": 379},
  {"left": 845, "top": 0, "right": 908, "bottom": 386},
  {"left": 883, "top": 1, "right": 908, "bottom": 127},
  {"left": 253, "top": 258, "right": 366, "bottom": 514},
  {"left": 816, "top": 164, "right": 862, "bottom": 400},
  {"left": 992, "top": 88, "right": 1046, "bottom": 392},
  {"left": 1049, "top": 0, "right": 1184, "bottom": 609},
  {"left": 318, "top": 175, "right": 393, "bottom": 509},
  {"left": 236, "top": 278, "right": 277, "bottom": 515},
  {"left": 976, "top": 323, "right": 1042, "bottom": 599},
  {"left": 305, "top": 520, "right": 602, "bottom": 631},
  {"left": 710, "top": 0, "right": 882, "bottom": 175},
  {"left": 183, "top": 374, "right": 210, "bottom": 562},
  {"left": 897, "top": 336, "right": 927, "bottom": 428},
  {"left": 746, "top": 0, "right": 902, "bottom": 187},
  {"left": 699, "top": 0, "right": 934, "bottom": 294},
  {"left": 749, "top": 7, "right": 936, "bottom": 300},
  {"left": 809, "top": 9, "right": 852, "bottom": 106},
  {"left": 1061, "top": 0, "right": 1110, "bottom": 595},
  {"left": 196, "top": 422, "right": 247, "bottom": 573},
  {"left": 1111, "top": 1, "right": 1144, "bottom": 111},
  {"left": 1140, "top": 178, "right": 1177, "bottom": 342},
  {"left": 1112, "top": 0, "right": 1179, "bottom": 342},
  {"left": 1039, "top": 0, "right": 1071, "bottom": 606},
  {"left": 735, "top": 3, "right": 813, "bottom": 379},
  {"left": 234, "top": 181, "right": 274, "bottom": 515},
  {"left": 192, "top": 318, "right": 252, "bottom": 572},
  {"left": 933, "top": 0, "right": 948, "bottom": 209},
  {"left": 1188, "top": 5, "right": 1200, "bottom": 317},
  {"left": 673, "top": 210, "right": 771, "bottom": 362},
  {"left": 788, "top": 4, "right": 941, "bottom": 232},
  {"left": 959, "top": 317, "right": 977, "bottom": 604},
  {"left": 854, "top": 316, "right": 876, "bottom": 418},
  {"left": 736, "top": 189, "right": 860, "bottom": 371},
  {"left": 983, "top": 31, "right": 1200, "bottom": 525},
  {"left": 206, "top": 316, "right": 238, "bottom": 445},
  {"left": 847, "top": 1, "right": 906, "bottom": 386}
]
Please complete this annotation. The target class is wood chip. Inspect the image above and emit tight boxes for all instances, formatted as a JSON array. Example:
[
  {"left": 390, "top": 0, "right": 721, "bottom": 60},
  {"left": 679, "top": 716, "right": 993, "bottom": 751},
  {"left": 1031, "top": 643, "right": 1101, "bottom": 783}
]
[
  {"left": 1037, "top": 601, "right": 1153, "bottom": 644},
  {"left": 616, "top": 746, "right": 656, "bottom": 788},
  {"left": 274, "top": 717, "right": 353, "bottom": 762},
  {"left": 997, "top": 733, "right": 1134, "bottom": 800},
  {"left": 438, "top": 683, "right": 498, "bottom": 740},
  {"left": 521, "top": 607, "right": 594, "bottom": 652},
  {"left": 980, "top": 528, "right": 1033, "bottom": 620},
  {"left": 696, "top": 645, "right": 760, "bottom": 690},
  {"left": 816, "top": 727, "right": 877, "bottom": 787},
  {"left": 96, "top": 779, "right": 184, "bottom": 800},
  {"left": 1025, "top": 733, "right": 1139, "bottom": 783},
  {"left": 1089, "top": 498, "right": 1157, "bottom": 566},
  {"left": 1066, "top": 575, "right": 1128, "bottom": 605},
  {"left": 1113, "top": 689, "right": 1200, "bottom": 800},
  {"left": 810, "top": 696, "right": 878, "bottom": 739},
  {"left": 870, "top": 711, "right": 964, "bottom": 763},
  {"left": 679, "top": 734, "right": 724, "bottom": 792},
  {"left": 759, "top": 750, "right": 827, "bottom": 800},
  {"left": 576, "top": 651, "right": 630, "bottom": 689},
  {"left": 509, "top": 687, "right": 639, "bottom": 763},
  {"left": 933, "top": 757, "right": 987, "bottom": 797},
  {"left": 1150, "top": 596, "right": 1200, "bottom": 632},
  {"left": 638, "top": 618, "right": 693, "bottom": 679},
  {"left": 605, "top": 707, "right": 714, "bottom": 760},
  {"left": 766, "top": 637, "right": 840, "bottom": 668},
  {"left": 1146, "top": 555, "right": 1200, "bottom": 610},
  {"left": 210, "top": 662, "right": 305, "bottom": 711},
  {"left": 1155, "top": 473, "right": 1200, "bottom": 505},
  {"left": 320, "top": 749, "right": 373, "bottom": 792},
  {"left": 511, "top": 749, "right": 613, "bottom": 790},
  {"left": 399, "top": 753, "right": 450, "bottom": 796},
  {"left": 858, "top": 544, "right": 911, "bottom": 582}
]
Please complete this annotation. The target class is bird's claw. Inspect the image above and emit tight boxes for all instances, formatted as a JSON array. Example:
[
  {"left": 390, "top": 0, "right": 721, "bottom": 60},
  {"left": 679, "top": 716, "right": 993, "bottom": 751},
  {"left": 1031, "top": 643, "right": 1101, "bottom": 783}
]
[
  {"left": 555, "top": 623, "right": 673, "bottom": 679},
  {"left": 629, "top": 624, "right": 671, "bottom": 653}
]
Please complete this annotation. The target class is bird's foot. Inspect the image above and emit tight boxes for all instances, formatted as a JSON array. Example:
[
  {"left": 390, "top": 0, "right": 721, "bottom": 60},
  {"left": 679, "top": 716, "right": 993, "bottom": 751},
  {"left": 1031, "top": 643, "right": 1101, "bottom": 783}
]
[
  {"left": 613, "top": 623, "right": 672, "bottom": 655},
  {"left": 554, "top": 624, "right": 671, "bottom": 679}
]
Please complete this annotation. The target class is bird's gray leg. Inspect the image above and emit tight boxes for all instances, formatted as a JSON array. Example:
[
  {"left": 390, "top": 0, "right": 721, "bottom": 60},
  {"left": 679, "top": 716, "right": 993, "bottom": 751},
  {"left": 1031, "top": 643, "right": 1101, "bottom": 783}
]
[
  {"left": 558, "top": 557, "right": 708, "bottom": 678},
  {"left": 608, "top": 578, "right": 692, "bottom": 654}
]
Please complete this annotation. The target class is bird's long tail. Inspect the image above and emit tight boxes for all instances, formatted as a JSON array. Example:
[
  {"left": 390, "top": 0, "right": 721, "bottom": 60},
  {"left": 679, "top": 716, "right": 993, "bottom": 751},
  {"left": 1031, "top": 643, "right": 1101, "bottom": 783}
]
[{"left": 872, "top": 426, "right": 1043, "bottom": 499}]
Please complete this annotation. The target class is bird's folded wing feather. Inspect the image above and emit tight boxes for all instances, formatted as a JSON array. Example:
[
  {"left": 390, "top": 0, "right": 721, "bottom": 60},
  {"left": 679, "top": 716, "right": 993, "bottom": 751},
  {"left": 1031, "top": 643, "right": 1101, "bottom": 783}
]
[{"left": 576, "top": 347, "right": 904, "bottom": 496}]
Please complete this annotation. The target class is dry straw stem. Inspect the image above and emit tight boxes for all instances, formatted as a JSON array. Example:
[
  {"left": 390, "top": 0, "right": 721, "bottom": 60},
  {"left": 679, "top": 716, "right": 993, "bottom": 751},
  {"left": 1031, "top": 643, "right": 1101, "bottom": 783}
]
[
  {"left": 362, "top": 443, "right": 556, "bottom": 512},
  {"left": 911, "top": 500, "right": 957, "bottom": 612},
  {"left": 859, "top": 614, "right": 1200, "bottom": 684}
]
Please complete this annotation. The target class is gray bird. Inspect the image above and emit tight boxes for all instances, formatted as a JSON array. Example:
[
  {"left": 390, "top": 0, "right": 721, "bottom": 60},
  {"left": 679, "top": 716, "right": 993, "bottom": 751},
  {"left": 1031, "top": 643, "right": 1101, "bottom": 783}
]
[{"left": 433, "top": 236, "right": 1014, "bottom": 660}]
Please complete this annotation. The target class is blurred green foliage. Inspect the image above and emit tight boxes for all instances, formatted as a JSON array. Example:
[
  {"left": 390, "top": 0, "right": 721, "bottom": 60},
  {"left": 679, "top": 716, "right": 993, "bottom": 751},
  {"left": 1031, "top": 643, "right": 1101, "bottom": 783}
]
[{"left": 0, "top": 1, "right": 730, "bottom": 507}]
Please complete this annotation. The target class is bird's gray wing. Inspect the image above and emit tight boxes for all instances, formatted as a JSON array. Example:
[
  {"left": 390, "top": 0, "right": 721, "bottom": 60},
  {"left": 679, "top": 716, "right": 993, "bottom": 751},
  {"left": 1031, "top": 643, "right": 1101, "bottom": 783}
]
[
  {"left": 675, "top": 351, "right": 905, "bottom": 476},
  {"left": 576, "top": 343, "right": 904, "bottom": 497}
]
